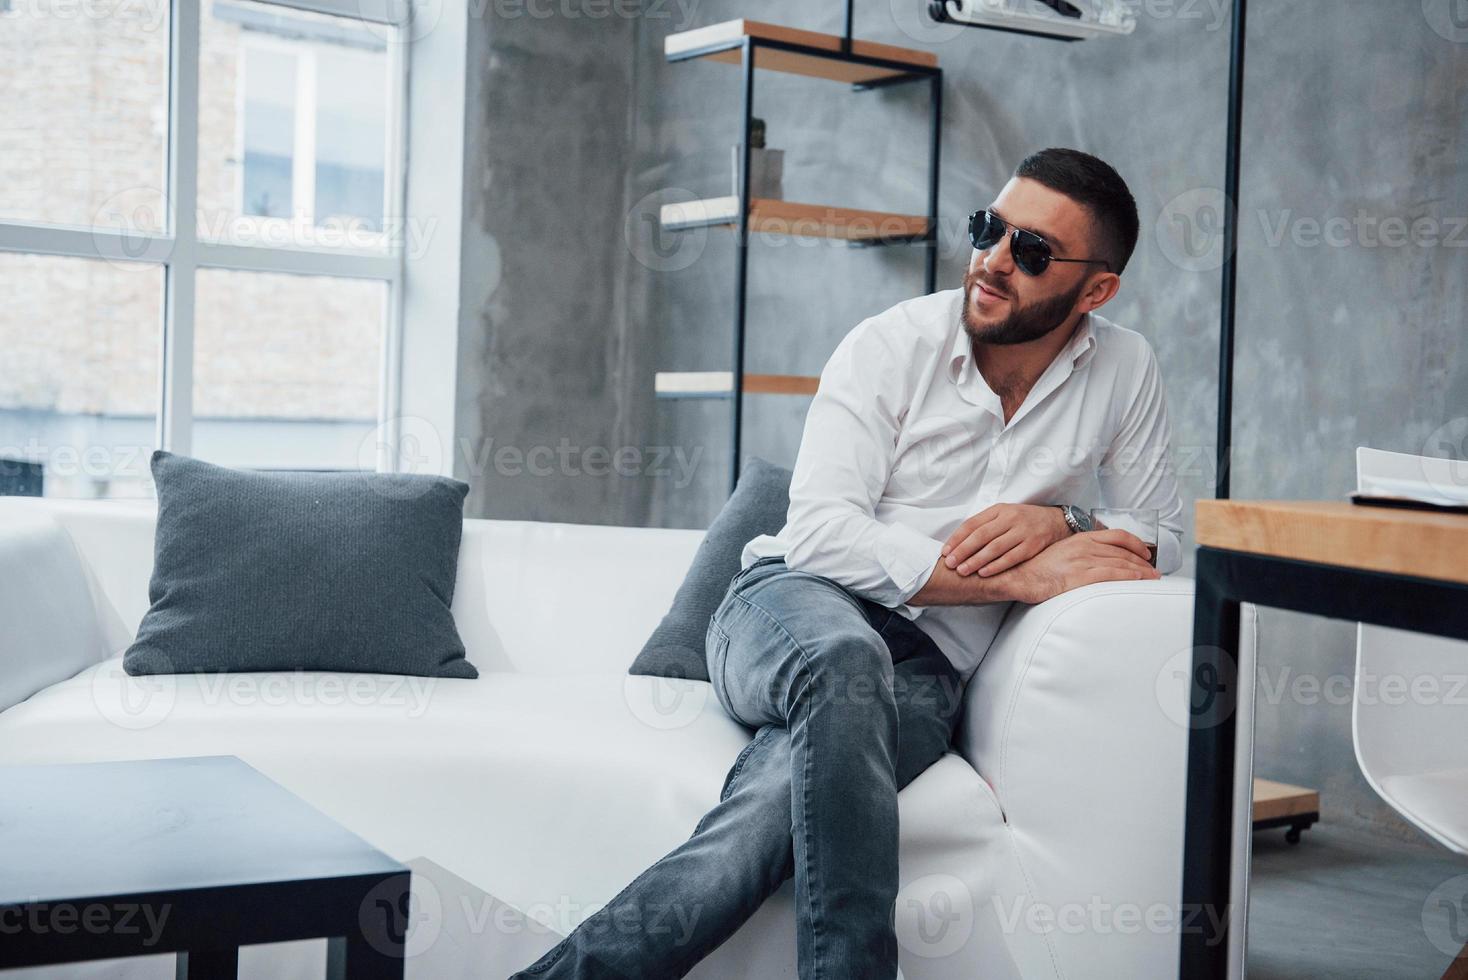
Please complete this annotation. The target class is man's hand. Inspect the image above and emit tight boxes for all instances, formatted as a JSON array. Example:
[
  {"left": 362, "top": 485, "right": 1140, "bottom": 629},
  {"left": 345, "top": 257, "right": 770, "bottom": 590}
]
[
  {"left": 941, "top": 504, "right": 1071, "bottom": 578},
  {"left": 914, "top": 528, "right": 1158, "bottom": 607},
  {"left": 1000, "top": 529, "right": 1160, "bottom": 604}
]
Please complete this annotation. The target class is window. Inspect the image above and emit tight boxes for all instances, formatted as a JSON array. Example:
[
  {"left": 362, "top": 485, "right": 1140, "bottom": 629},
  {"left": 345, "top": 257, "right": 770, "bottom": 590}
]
[
  {"left": 200, "top": 0, "right": 392, "bottom": 248},
  {"left": 240, "top": 45, "right": 298, "bottom": 221},
  {"left": 0, "top": 0, "right": 407, "bottom": 498},
  {"left": 313, "top": 46, "right": 388, "bottom": 232},
  {"left": 0, "top": 254, "right": 163, "bottom": 498},
  {"left": 192, "top": 268, "right": 385, "bottom": 469},
  {"left": 0, "top": 0, "right": 169, "bottom": 232}
]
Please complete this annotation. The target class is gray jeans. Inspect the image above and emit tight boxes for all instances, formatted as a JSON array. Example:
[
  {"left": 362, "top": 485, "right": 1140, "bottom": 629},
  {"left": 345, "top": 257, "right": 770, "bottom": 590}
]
[{"left": 510, "top": 558, "right": 965, "bottom": 980}]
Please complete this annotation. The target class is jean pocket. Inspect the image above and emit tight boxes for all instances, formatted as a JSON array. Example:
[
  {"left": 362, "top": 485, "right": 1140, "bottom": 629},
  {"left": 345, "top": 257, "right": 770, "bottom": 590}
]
[
  {"left": 704, "top": 619, "right": 744, "bottom": 725},
  {"left": 705, "top": 616, "right": 729, "bottom": 676}
]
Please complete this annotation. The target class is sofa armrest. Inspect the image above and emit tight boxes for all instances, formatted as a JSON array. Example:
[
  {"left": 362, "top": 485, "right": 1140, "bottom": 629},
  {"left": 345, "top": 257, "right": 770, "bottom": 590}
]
[
  {"left": 956, "top": 578, "right": 1258, "bottom": 980},
  {"left": 0, "top": 512, "right": 112, "bottom": 714}
]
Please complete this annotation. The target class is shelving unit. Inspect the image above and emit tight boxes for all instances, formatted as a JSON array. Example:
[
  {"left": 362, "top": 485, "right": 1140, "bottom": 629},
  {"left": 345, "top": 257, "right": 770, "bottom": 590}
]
[
  {"left": 655, "top": 372, "right": 821, "bottom": 399},
  {"left": 660, "top": 197, "right": 931, "bottom": 243},
  {"left": 655, "top": 5, "right": 943, "bottom": 493},
  {"left": 665, "top": 19, "right": 938, "bottom": 85}
]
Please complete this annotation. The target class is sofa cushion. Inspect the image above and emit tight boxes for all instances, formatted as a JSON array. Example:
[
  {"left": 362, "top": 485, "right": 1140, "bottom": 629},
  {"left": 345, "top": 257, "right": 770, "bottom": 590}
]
[
  {"left": 124, "top": 452, "right": 476, "bottom": 678},
  {"left": 0, "top": 513, "right": 109, "bottom": 714},
  {"left": 629, "top": 458, "right": 791, "bottom": 681}
]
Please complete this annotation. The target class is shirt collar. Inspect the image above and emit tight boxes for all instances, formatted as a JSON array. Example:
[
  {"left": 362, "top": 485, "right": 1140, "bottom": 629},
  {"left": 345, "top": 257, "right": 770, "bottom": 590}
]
[
  {"left": 1066, "top": 312, "right": 1098, "bottom": 367},
  {"left": 947, "top": 311, "right": 1098, "bottom": 386},
  {"left": 946, "top": 320, "right": 973, "bottom": 385}
]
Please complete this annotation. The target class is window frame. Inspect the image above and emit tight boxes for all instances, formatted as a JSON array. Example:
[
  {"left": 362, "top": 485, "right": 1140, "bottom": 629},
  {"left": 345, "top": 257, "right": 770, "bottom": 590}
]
[{"left": 0, "top": 0, "right": 411, "bottom": 472}]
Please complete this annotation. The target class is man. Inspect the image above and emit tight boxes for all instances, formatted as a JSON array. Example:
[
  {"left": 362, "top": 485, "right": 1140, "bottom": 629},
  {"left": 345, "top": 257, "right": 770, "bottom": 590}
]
[{"left": 512, "top": 148, "right": 1184, "bottom": 979}]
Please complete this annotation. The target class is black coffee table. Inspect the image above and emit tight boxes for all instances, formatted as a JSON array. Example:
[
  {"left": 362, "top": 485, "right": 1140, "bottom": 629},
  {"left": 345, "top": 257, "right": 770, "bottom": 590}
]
[{"left": 0, "top": 756, "right": 409, "bottom": 978}]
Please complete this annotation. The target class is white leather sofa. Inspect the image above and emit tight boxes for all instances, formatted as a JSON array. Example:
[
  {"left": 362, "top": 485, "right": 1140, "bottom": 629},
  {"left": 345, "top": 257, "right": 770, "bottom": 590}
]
[{"left": 0, "top": 498, "right": 1257, "bottom": 980}]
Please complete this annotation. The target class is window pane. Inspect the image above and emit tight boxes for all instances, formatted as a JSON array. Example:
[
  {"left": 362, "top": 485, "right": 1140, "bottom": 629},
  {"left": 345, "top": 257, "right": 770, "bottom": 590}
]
[
  {"left": 0, "top": 0, "right": 169, "bottom": 231},
  {"left": 198, "top": 0, "right": 391, "bottom": 250},
  {"left": 314, "top": 45, "right": 387, "bottom": 232},
  {"left": 192, "top": 268, "right": 384, "bottom": 470},
  {"left": 0, "top": 254, "right": 162, "bottom": 499},
  {"left": 241, "top": 46, "right": 297, "bottom": 220}
]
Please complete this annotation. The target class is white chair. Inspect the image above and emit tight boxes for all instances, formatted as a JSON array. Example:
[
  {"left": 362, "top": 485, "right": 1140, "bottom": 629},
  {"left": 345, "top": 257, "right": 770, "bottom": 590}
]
[{"left": 1352, "top": 448, "right": 1468, "bottom": 856}]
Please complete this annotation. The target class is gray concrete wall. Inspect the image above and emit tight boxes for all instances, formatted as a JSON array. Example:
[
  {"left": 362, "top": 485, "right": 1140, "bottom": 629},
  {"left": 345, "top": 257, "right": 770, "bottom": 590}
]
[
  {"left": 454, "top": 5, "right": 642, "bottom": 525},
  {"left": 457, "top": 0, "right": 1468, "bottom": 840},
  {"left": 1226, "top": 3, "right": 1468, "bottom": 841}
]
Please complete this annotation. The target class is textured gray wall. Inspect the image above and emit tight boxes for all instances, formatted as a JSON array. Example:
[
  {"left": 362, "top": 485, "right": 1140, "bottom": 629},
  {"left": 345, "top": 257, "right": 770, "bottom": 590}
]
[
  {"left": 457, "top": 1, "right": 1468, "bottom": 839},
  {"left": 1226, "top": 4, "right": 1468, "bottom": 840},
  {"left": 454, "top": 6, "right": 642, "bottom": 525}
]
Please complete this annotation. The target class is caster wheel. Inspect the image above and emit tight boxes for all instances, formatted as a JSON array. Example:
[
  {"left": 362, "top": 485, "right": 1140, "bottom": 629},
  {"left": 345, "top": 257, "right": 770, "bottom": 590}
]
[
  {"left": 927, "top": 0, "right": 949, "bottom": 23},
  {"left": 1285, "top": 826, "right": 1303, "bottom": 845}
]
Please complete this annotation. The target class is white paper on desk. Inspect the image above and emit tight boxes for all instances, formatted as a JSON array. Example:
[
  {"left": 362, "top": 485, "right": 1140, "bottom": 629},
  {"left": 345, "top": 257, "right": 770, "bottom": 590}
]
[{"left": 1356, "top": 446, "right": 1468, "bottom": 508}]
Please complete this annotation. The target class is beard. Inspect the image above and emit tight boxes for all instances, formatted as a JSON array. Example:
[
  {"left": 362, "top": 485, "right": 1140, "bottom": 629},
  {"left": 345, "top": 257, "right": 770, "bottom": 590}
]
[{"left": 960, "top": 267, "right": 1086, "bottom": 346}]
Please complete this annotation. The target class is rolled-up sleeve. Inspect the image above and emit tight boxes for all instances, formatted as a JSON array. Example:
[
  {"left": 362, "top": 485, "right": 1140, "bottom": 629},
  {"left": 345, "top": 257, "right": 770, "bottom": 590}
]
[
  {"left": 780, "top": 323, "right": 943, "bottom": 607},
  {"left": 1099, "top": 344, "right": 1186, "bottom": 574}
]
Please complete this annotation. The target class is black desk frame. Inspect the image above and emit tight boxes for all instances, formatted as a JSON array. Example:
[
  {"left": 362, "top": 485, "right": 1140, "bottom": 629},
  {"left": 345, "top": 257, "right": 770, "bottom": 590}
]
[
  {"left": 1181, "top": 545, "right": 1468, "bottom": 978},
  {"left": 1, "top": 871, "right": 409, "bottom": 979}
]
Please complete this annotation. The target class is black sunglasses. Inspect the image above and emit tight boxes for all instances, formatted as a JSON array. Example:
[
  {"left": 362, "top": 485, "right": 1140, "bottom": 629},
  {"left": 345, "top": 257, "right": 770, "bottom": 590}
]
[{"left": 968, "top": 209, "right": 1112, "bottom": 277}]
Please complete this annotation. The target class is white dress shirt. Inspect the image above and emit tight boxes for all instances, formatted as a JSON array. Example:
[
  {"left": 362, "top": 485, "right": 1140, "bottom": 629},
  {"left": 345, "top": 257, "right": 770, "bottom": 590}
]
[{"left": 743, "top": 287, "right": 1185, "bottom": 678}]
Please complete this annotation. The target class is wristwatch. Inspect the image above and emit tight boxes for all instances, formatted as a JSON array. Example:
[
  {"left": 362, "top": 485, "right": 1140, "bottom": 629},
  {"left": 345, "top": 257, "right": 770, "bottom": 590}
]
[{"left": 1056, "top": 504, "right": 1094, "bottom": 534}]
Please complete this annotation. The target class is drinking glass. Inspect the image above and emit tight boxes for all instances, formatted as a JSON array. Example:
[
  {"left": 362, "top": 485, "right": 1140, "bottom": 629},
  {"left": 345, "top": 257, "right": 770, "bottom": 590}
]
[{"left": 1090, "top": 507, "right": 1160, "bottom": 568}]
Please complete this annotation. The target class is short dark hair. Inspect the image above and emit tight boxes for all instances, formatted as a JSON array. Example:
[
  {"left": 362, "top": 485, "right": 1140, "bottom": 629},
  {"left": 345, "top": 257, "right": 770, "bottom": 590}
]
[{"left": 1014, "top": 148, "right": 1139, "bottom": 275}]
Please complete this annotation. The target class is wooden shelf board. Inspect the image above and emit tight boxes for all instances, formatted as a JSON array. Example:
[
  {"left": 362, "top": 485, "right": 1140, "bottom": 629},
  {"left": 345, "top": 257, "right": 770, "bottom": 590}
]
[
  {"left": 1195, "top": 500, "right": 1468, "bottom": 586},
  {"left": 660, "top": 196, "right": 929, "bottom": 243},
  {"left": 1252, "top": 778, "right": 1320, "bottom": 823},
  {"left": 655, "top": 371, "right": 819, "bottom": 398},
  {"left": 665, "top": 19, "right": 938, "bottom": 84}
]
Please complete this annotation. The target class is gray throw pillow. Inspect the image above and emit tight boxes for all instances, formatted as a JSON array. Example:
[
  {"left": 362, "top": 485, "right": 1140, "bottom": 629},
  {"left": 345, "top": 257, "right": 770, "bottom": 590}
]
[
  {"left": 124, "top": 452, "right": 477, "bottom": 679},
  {"left": 629, "top": 457, "right": 792, "bottom": 681}
]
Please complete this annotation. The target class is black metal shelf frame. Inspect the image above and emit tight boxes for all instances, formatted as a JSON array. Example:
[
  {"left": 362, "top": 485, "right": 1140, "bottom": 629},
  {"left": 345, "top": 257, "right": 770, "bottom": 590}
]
[
  {"left": 664, "top": 5, "right": 944, "bottom": 494},
  {"left": 1215, "top": 0, "right": 1247, "bottom": 501}
]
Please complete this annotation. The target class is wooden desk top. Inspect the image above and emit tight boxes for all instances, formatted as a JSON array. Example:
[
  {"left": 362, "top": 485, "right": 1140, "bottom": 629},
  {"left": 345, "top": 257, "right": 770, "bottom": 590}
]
[{"left": 1195, "top": 500, "right": 1468, "bottom": 585}]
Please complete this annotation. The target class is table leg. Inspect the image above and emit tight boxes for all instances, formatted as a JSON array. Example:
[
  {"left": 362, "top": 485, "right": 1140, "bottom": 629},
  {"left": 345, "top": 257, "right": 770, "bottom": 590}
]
[
  {"left": 327, "top": 871, "right": 410, "bottom": 980},
  {"left": 175, "top": 948, "right": 238, "bottom": 980},
  {"left": 326, "top": 934, "right": 404, "bottom": 980},
  {"left": 1180, "top": 548, "right": 1242, "bottom": 979}
]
